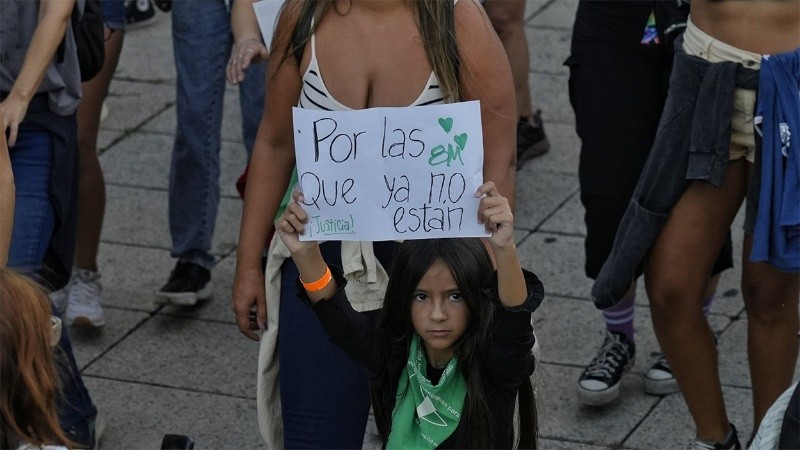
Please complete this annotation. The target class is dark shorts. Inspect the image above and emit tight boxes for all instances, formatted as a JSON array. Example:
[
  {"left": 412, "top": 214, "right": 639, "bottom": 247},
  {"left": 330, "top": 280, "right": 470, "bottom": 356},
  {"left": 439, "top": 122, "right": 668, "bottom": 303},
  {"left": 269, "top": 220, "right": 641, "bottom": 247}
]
[
  {"left": 567, "top": 1, "right": 733, "bottom": 279},
  {"left": 102, "top": 0, "right": 126, "bottom": 31}
]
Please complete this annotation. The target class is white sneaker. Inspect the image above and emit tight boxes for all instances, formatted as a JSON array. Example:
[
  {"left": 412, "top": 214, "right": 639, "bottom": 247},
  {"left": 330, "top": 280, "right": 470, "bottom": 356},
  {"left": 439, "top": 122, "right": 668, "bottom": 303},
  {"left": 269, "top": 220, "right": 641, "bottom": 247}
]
[
  {"left": 49, "top": 284, "right": 71, "bottom": 316},
  {"left": 65, "top": 269, "right": 106, "bottom": 328}
]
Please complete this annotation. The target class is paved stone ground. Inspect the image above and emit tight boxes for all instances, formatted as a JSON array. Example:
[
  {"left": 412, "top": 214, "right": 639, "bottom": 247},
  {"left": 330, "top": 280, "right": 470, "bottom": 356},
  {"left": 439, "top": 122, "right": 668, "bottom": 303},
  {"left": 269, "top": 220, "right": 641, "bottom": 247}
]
[{"left": 69, "top": 1, "right": 798, "bottom": 448}]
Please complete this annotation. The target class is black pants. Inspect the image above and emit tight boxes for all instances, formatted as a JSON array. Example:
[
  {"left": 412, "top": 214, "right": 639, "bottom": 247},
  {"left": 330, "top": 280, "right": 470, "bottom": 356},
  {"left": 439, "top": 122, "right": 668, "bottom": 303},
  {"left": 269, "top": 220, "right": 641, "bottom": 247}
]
[{"left": 566, "top": 1, "right": 732, "bottom": 279}]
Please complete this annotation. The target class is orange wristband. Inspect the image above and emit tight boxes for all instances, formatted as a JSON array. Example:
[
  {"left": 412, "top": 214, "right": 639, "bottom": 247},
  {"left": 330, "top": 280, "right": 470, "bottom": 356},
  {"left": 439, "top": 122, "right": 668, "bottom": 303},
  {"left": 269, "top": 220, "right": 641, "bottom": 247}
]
[{"left": 301, "top": 266, "right": 333, "bottom": 292}]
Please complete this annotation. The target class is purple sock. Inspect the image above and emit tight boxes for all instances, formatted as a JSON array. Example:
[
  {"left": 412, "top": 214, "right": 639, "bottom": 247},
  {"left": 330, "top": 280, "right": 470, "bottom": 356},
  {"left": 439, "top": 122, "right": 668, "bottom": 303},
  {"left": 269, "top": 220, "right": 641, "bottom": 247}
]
[
  {"left": 702, "top": 294, "right": 714, "bottom": 317},
  {"left": 603, "top": 294, "right": 635, "bottom": 341}
]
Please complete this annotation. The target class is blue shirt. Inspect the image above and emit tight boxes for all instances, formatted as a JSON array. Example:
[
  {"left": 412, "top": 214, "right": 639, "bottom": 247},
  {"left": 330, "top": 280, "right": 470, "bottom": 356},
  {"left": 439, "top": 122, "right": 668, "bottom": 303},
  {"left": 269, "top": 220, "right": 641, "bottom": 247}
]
[{"left": 751, "top": 48, "right": 800, "bottom": 272}]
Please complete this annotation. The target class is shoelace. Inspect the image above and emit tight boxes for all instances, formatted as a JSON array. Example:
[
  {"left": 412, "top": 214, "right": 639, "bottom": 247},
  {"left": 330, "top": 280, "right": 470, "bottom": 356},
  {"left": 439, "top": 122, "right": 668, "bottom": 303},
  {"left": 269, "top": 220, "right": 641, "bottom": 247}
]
[
  {"left": 654, "top": 354, "right": 671, "bottom": 371},
  {"left": 584, "top": 335, "right": 628, "bottom": 379}
]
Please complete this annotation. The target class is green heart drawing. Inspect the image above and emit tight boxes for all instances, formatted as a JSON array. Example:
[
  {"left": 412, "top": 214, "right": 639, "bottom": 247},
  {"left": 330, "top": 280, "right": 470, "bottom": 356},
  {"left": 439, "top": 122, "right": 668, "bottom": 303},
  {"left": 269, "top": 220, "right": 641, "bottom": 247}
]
[
  {"left": 438, "top": 117, "right": 454, "bottom": 133},
  {"left": 454, "top": 133, "right": 468, "bottom": 150}
]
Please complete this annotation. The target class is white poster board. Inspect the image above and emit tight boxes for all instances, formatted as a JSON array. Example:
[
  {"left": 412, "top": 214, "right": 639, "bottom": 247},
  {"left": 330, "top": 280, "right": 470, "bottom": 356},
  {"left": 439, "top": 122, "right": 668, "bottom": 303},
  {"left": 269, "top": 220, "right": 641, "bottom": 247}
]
[
  {"left": 253, "top": 0, "right": 283, "bottom": 49},
  {"left": 292, "top": 101, "right": 489, "bottom": 242}
]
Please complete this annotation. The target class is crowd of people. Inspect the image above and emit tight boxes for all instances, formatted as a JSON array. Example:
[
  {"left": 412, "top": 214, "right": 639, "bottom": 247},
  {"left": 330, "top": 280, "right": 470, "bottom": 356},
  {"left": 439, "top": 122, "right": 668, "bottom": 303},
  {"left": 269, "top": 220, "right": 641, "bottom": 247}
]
[{"left": 0, "top": 0, "right": 798, "bottom": 449}]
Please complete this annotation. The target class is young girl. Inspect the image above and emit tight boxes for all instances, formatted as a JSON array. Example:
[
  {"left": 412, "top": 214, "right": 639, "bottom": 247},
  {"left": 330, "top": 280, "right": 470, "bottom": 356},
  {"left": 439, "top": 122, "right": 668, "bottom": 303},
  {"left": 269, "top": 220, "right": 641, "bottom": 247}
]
[
  {"left": 0, "top": 268, "right": 74, "bottom": 450},
  {"left": 275, "top": 181, "right": 543, "bottom": 449}
]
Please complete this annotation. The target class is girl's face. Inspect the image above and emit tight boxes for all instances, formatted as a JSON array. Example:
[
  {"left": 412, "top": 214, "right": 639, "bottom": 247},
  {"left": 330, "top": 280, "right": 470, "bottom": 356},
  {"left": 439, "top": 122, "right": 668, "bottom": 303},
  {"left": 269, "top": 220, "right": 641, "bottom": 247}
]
[{"left": 410, "top": 259, "right": 470, "bottom": 368}]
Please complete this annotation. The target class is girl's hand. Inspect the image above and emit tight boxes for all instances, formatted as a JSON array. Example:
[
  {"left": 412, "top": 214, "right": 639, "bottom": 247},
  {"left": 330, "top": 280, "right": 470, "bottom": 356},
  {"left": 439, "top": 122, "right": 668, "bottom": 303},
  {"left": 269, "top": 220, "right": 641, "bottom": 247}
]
[
  {"left": 476, "top": 181, "right": 514, "bottom": 250},
  {"left": 276, "top": 190, "right": 319, "bottom": 255},
  {"left": 226, "top": 38, "right": 269, "bottom": 85}
]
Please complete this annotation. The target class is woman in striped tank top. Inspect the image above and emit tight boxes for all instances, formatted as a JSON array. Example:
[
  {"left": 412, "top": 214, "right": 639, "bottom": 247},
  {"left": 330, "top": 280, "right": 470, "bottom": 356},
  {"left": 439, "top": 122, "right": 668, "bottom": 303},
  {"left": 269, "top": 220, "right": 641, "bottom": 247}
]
[{"left": 233, "top": 1, "right": 517, "bottom": 447}]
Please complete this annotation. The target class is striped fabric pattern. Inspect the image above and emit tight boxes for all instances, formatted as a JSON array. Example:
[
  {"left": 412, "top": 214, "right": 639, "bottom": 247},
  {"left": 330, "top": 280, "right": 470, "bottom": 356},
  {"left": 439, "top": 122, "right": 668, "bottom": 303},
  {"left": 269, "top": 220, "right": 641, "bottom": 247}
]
[
  {"left": 299, "top": 33, "right": 446, "bottom": 111},
  {"left": 750, "top": 382, "right": 798, "bottom": 450}
]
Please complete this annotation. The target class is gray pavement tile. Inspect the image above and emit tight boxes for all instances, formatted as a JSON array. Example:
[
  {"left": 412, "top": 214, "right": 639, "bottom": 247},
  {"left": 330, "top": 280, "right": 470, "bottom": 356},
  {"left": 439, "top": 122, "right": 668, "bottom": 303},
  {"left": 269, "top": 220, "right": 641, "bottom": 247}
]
[
  {"left": 624, "top": 385, "right": 753, "bottom": 449},
  {"left": 101, "top": 80, "right": 175, "bottom": 132},
  {"left": 99, "top": 132, "right": 249, "bottom": 198},
  {"left": 539, "top": 192, "right": 584, "bottom": 236},
  {"left": 515, "top": 228, "right": 531, "bottom": 245},
  {"left": 140, "top": 89, "right": 248, "bottom": 144},
  {"left": 534, "top": 363, "right": 659, "bottom": 446},
  {"left": 102, "top": 184, "right": 242, "bottom": 255},
  {"left": 524, "top": 123, "right": 580, "bottom": 175},
  {"left": 524, "top": 0, "right": 550, "bottom": 22},
  {"left": 159, "top": 253, "right": 238, "bottom": 324},
  {"left": 530, "top": 72, "right": 573, "bottom": 125},
  {"left": 115, "top": 13, "right": 175, "bottom": 82},
  {"left": 532, "top": 295, "right": 729, "bottom": 373},
  {"left": 97, "top": 129, "right": 124, "bottom": 152},
  {"left": 538, "top": 438, "right": 611, "bottom": 450},
  {"left": 83, "top": 377, "right": 262, "bottom": 449},
  {"left": 530, "top": 0, "right": 578, "bottom": 29},
  {"left": 68, "top": 307, "right": 151, "bottom": 370},
  {"left": 529, "top": 27, "right": 571, "bottom": 76},
  {"left": 84, "top": 315, "right": 259, "bottom": 397},
  {"left": 515, "top": 172, "right": 578, "bottom": 231},
  {"left": 96, "top": 243, "right": 175, "bottom": 311},
  {"left": 517, "top": 232, "right": 592, "bottom": 298}
]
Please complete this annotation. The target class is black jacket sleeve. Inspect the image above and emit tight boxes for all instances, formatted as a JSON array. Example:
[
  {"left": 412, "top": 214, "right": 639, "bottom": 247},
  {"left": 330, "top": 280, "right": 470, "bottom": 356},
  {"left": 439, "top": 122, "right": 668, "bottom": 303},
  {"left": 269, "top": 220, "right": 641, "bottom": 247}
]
[
  {"left": 296, "top": 266, "right": 389, "bottom": 376},
  {"left": 484, "top": 269, "right": 544, "bottom": 392}
]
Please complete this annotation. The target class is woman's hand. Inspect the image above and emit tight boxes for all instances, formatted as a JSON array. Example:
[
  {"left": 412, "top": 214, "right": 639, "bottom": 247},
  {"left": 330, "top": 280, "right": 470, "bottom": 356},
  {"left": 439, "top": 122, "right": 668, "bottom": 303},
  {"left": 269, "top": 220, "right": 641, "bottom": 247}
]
[
  {"left": 232, "top": 266, "right": 266, "bottom": 341},
  {"left": 226, "top": 38, "right": 269, "bottom": 85},
  {"left": 476, "top": 181, "right": 514, "bottom": 250},
  {"left": 0, "top": 92, "right": 30, "bottom": 147},
  {"left": 276, "top": 190, "right": 319, "bottom": 256}
]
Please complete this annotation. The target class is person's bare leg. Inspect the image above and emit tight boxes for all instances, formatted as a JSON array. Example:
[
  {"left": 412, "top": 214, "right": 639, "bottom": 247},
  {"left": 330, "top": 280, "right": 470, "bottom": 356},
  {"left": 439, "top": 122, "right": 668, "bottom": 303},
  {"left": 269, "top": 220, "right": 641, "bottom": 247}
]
[
  {"left": 741, "top": 234, "right": 800, "bottom": 433},
  {"left": 483, "top": 0, "right": 533, "bottom": 119},
  {"left": 75, "top": 29, "right": 125, "bottom": 271},
  {"left": 645, "top": 159, "right": 749, "bottom": 443}
]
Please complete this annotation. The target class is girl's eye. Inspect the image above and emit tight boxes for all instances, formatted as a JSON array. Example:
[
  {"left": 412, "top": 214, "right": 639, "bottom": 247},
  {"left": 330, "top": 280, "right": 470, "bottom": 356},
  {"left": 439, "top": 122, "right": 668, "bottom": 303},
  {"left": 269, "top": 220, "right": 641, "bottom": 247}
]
[
  {"left": 413, "top": 293, "right": 428, "bottom": 302},
  {"left": 449, "top": 292, "right": 463, "bottom": 302}
]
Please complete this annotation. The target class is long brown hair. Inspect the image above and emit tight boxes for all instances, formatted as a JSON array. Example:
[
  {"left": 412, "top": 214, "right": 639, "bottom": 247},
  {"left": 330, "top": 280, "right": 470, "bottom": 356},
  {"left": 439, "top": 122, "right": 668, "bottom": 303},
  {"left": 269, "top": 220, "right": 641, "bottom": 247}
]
[
  {"left": 0, "top": 268, "right": 74, "bottom": 449},
  {"left": 282, "top": 0, "right": 461, "bottom": 102}
]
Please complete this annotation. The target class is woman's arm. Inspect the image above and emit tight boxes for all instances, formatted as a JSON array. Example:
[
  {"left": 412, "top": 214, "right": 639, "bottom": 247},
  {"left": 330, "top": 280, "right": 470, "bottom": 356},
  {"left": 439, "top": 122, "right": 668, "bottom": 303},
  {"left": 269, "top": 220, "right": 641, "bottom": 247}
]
[
  {"left": 231, "top": 1, "right": 304, "bottom": 340},
  {"left": 227, "top": 0, "right": 269, "bottom": 85},
  {"left": 455, "top": 0, "right": 517, "bottom": 210},
  {"left": 0, "top": 132, "right": 14, "bottom": 267},
  {"left": 0, "top": 0, "right": 75, "bottom": 146}
]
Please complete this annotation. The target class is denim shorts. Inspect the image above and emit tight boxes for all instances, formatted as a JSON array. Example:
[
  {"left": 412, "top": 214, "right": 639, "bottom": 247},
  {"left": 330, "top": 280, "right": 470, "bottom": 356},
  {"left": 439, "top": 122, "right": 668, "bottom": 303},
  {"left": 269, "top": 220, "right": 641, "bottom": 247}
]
[
  {"left": 683, "top": 18, "right": 762, "bottom": 163},
  {"left": 102, "top": 0, "right": 126, "bottom": 31}
]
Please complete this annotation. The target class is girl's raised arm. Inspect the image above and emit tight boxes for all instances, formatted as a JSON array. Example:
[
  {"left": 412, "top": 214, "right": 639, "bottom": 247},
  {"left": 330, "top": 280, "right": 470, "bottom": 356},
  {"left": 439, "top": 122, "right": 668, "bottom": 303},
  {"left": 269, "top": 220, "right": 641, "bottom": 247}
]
[{"left": 476, "top": 181, "right": 527, "bottom": 307}]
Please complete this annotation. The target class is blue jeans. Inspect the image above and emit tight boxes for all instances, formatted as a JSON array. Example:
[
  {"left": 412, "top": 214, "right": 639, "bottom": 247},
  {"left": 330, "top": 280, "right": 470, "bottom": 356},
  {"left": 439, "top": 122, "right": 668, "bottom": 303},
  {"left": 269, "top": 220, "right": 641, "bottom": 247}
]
[
  {"left": 169, "top": 0, "right": 266, "bottom": 270},
  {"left": 7, "top": 126, "right": 96, "bottom": 429},
  {"left": 279, "top": 241, "right": 396, "bottom": 449}
]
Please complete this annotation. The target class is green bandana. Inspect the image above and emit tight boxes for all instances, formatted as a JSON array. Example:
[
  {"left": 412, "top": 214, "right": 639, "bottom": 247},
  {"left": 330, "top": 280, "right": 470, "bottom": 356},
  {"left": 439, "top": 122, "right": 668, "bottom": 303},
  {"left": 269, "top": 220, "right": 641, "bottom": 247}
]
[{"left": 386, "top": 334, "right": 467, "bottom": 449}]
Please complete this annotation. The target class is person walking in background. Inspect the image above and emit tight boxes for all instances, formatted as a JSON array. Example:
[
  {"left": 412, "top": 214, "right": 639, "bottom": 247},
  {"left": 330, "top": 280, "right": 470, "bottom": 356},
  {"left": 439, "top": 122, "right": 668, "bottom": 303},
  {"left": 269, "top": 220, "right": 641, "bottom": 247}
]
[
  {"left": 591, "top": 2, "right": 799, "bottom": 447},
  {"left": 0, "top": 0, "right": 103, "bottom": 445},
  {"left": 51, "top": 0, "right": 127, "bottom": 329},
  {"left": 566, "top": 1, "right": 733, "bottom": 407},
  {"left": 232, "top": 0, "right": 517, "bottom": 447},
  {"left": 483, "top": 0, "right": 550, "bottom": 169},
  {"left": 155, "top": 0, "right": 266, "bottom": 305}
]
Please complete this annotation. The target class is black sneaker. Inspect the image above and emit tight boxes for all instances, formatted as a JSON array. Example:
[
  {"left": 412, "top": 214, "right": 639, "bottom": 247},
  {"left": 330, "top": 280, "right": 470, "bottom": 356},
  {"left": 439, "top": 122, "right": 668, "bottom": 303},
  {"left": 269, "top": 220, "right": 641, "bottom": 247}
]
[
  {"left": 65, "top": 411, "right": 104, "bottom": 450},
  {"left": 156, "top": 261, "right": 213, "bottom": 306},
  {"left": 516, "top": 110, "right": 550, "bottom": 170},
  {"left": 695, "top": 424, "right": 741, "bottom": 450},
  {"left": 577, "top": 330, "right": 636, "bottom": 406},
  {"left": 125, "top": 0, "right": 156, "bottom": 27}
]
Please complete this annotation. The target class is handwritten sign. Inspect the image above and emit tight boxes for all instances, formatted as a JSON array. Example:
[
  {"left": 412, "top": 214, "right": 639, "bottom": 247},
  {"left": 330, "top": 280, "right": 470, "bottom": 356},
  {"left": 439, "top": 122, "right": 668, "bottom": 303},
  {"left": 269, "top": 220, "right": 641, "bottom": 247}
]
[
  {"left": 253, "top": 0, "right": 283, "bottom": 50},
  {"left": 293, "top": 101, "right": 489, "bottom": 241}
]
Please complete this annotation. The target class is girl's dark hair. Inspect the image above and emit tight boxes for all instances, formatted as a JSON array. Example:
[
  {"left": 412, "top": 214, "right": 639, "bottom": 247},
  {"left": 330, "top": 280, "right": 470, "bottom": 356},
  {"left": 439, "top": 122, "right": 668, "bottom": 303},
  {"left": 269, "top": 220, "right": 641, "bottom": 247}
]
[
  {"left": 0, "top": 268, "right": 75, "bottom": 449},
  {"left": 281, "top": 0, "right": 460, "bottom": 102},
  {"left": 373, "top": 238, "right": 538, "bottom": 449}
]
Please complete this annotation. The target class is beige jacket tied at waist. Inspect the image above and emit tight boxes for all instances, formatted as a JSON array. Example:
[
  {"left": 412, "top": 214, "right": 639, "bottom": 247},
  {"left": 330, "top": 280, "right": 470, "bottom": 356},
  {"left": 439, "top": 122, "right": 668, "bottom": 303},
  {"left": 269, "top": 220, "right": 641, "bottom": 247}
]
[{"left": 257, "top": 235, "right": 390, "bottom": 447}]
